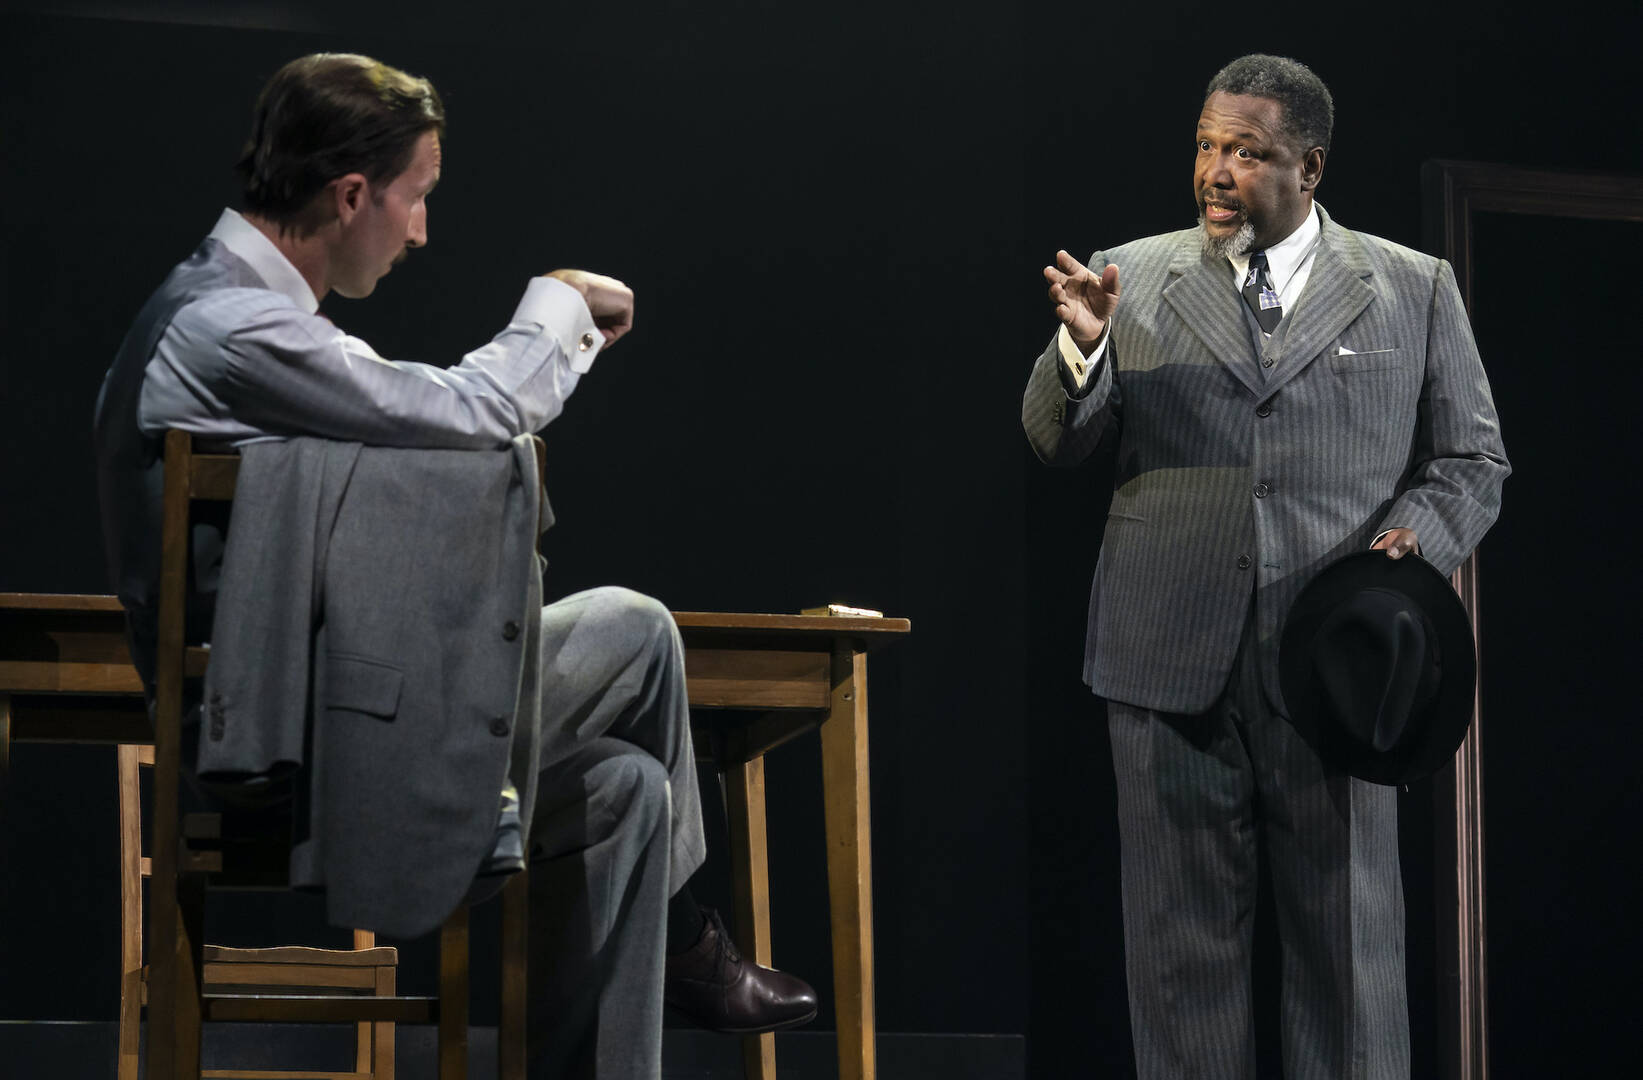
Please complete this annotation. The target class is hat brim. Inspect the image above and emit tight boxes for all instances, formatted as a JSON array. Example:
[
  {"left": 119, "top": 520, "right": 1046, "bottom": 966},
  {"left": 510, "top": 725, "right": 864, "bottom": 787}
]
[{"left": 1279, "top": 551, "right": 1476, "bottom": 785}]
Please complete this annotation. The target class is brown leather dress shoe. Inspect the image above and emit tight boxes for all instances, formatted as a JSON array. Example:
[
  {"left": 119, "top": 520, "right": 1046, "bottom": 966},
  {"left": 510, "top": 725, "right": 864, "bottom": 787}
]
[{"left": 664, "top": 907, "right": 819, "bottom": 1034}]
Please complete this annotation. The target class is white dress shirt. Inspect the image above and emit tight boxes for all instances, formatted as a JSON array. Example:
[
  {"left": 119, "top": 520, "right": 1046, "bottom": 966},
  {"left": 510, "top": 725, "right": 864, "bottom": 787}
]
[
  {"left": 1057, "top": 204, "right": 1323, "bottom": 391},
  {"left": 139, "top": 209, "right": 604, "bottom": 447}
]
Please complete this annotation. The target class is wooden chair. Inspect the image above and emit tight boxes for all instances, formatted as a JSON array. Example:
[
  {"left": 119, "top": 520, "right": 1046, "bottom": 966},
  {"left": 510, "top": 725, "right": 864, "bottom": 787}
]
[
  {"left": 117, "top": 741, "right": 400, "bottom": 1080},
  {"left": 142, "top": 430, "right": 531, "bottom": 1080}
]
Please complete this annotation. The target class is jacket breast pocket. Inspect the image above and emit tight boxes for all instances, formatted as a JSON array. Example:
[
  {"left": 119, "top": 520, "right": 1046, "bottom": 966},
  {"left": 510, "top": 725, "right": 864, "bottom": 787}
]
[
  {"left": 1329, "top": 347, "right": 1404, "bottom": 373},
  {"left": 325, "top": 654, "right": 404, "bottom": 722}
]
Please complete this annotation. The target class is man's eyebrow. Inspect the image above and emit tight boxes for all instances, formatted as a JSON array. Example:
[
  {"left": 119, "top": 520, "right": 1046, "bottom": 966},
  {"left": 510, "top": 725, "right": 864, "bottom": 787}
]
[{"left": 1196, "top": 122, "right": 1266, "bottom": 143}]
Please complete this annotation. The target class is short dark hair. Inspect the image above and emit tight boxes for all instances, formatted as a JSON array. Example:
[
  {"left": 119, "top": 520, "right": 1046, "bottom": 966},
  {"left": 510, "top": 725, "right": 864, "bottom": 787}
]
[
  {"left": 1205, "top": 54, "right": 1333, "bottom": 154},
  {"left": 236, "top": 53, "right": 445, "bottom": 227}
]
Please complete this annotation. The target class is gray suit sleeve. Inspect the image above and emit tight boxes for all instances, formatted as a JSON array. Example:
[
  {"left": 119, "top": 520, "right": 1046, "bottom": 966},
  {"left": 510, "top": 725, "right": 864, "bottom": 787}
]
[
  {"left": 141, "top": 279, "right": 595, "bottom": 448},
  {"left": 1378, "top": 258, "right": 1511, "bottom": 574}
]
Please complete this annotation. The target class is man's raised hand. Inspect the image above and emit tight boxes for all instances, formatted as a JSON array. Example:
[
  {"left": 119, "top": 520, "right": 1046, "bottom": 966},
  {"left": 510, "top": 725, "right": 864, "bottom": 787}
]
[
  {"left": 546, "top": 269, "right": 635, "bottom": 345},
  {"left": 1044, "top": 250, "right": 1120, "bottom": 354}
]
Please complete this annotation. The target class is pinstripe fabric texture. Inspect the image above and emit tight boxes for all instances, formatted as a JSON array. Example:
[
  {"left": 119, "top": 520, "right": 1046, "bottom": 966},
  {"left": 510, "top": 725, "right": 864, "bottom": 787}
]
[
  {"left": 1023, "top": 206, "right": 1507, "bottom": 1078},
  {"left": 1022, "top": 206, "right": 1509, "bottom": 714},
  {"left": 1108, "top": 619, "right": 1407, "bottom": 1080}
]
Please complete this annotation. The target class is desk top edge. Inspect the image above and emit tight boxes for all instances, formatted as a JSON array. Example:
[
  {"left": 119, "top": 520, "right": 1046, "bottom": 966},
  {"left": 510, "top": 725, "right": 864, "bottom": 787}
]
[
  {"left": 0, "top": 595, "right": 912, "bottom": 637},
  {"left": 671, "top": 611, "right": 911, "bottom": 635},
  {"left": 0, "top": 593, "right": 124, "bottom": 613}
]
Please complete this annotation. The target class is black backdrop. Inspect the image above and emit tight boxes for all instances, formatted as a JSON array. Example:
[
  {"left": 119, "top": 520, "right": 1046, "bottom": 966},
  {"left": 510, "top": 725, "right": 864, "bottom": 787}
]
[{"left": 2, "top": 2, "right": 1639, "bottom": 1076}]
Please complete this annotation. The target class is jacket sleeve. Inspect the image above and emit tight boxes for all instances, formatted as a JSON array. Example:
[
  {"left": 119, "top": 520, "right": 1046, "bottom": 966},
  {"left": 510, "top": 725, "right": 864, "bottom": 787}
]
[{"left": 1377, "top": 258, "right": 1511, "bottom": 575}]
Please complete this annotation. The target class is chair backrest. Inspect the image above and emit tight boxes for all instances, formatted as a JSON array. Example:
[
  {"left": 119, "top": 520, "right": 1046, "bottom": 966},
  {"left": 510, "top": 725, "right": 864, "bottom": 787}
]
[{"left": 140, "top": 429, "right": 535, "bottom": 1080}]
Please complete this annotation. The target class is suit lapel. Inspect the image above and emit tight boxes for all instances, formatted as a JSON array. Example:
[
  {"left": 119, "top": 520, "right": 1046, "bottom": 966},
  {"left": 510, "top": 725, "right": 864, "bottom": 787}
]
[
  {"left": 1162, "top": 241, "right": 1266, "bottom": 398},
  {"left": 1260, "top": 208, "right": 1376, "bottom": 397}
]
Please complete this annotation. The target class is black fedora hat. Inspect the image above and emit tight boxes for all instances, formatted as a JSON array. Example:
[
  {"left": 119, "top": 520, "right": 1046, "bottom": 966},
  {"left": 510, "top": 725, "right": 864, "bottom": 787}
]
[{"left": 1279, "top": 550, "right": 1476, "bottom": 786}]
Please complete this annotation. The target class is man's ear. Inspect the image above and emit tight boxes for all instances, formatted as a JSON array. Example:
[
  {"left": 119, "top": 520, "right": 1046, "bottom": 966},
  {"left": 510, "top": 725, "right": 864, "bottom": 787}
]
[
  {"left": 332, "top": 173, "right": 369, "bottom": 225},
  {"left": 1300, "top": 147, "right": 1325, "bottom": 193}
]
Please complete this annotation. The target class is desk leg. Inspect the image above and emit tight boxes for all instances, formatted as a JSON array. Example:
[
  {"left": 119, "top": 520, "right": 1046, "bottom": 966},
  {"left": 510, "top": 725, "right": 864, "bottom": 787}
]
[
  {"left": 820, "top": 646, "right": 875, "bottom": 1080},
  {"left": 1, "top": 694, "right": 10, "bottom": 821},
  {"left": 117, "top": 745, "right": 143, "bottom": 1080},
  {"left": 727, "top": 756, "right": 777, "bottom": 1080}
]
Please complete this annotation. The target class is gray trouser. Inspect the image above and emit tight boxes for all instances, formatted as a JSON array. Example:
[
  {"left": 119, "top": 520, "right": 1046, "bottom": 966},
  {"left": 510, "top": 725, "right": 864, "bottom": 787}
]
[
  {"left": 1106, "top": 614, "right": 1409, "bottom": 1080},
  {"left": 525, "top": 587, "right": 706, "bottom": 1080}
]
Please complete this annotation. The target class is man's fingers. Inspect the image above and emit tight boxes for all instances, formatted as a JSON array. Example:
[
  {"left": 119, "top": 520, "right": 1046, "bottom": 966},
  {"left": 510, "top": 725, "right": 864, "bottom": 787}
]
[
  {"left": 1370, "top": 528, "right": 1418, "bottom": 559},
  {"left": 1101, "top": 263, "right": 1121, "bottom": 298},
  {"left": 1055, "top": 249, "right": 1088, "bottom": 277}
]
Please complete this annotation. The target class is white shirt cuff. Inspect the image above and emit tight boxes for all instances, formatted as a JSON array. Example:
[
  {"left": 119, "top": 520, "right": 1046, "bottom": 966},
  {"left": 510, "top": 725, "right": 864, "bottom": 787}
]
[
  {"left": 1057, "top": 323, "right": 1108, "bottom": 390},
  {"left": 514, "top": 277, "right": 604, "bottom": 374}
]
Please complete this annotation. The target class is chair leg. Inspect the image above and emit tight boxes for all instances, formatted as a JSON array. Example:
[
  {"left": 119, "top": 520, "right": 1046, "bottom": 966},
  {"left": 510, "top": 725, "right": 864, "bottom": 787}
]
[
  {"left": 727, "top": 756, "right": 777, "bottom": 1080},
  {"left": 439, "top": 905, "right": 470, "bottom": 1080},
  {"left": 178, "top": 872, "right": 207, "bottom": 1077},
  {"left": 499, "top": 871, "right": 529, "bottom": 1080},
  {"left": 147, "top": 787, "right": 205, "bottom": 1077},
  {"left": 373, "top": 963, "right": 397, "bottom": 1079},
  {"left": 349, "top": 928, "right": 395, "bottom": 1080}
]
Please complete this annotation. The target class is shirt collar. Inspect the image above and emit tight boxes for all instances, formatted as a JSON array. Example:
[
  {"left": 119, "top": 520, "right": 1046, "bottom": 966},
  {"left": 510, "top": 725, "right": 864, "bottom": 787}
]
[
  {"left": 1228, "top": 203, "right": 1321, "bottom": 297},
  {"left": 208, "top": 208, "right": 320, "bottom": 314}
]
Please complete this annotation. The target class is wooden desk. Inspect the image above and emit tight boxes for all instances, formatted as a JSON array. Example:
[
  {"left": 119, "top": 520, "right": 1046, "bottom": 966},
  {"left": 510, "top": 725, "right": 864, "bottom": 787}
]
[
  {"left": 1, "top": 595, "right": 909, "bottom": 1080},
  {"left": 674, "top": 612, "right": 910, "bottom": 1080},
  {"left": 0, "top": 594, "right": 148, "bottom": 803}
]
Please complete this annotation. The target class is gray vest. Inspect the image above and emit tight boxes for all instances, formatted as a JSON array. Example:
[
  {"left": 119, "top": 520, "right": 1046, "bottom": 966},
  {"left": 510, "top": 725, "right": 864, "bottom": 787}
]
[{"left": 93, "top": 239, "right": 263, "bottom": 689}]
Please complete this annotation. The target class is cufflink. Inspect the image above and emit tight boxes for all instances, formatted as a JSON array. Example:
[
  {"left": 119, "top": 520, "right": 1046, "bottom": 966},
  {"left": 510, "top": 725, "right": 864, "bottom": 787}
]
[{"left": 578, "top": 331, "right": 596, "bottom": 352}]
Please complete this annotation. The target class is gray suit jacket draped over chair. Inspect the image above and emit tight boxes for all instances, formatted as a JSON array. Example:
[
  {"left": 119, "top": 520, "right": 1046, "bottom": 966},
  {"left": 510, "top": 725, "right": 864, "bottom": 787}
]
[
  {"left": 1022, "top": 206, "right": 1509, "bottom": 714},
  {"left": 197, "top": 436, "right": 547, "bottom": 938}
]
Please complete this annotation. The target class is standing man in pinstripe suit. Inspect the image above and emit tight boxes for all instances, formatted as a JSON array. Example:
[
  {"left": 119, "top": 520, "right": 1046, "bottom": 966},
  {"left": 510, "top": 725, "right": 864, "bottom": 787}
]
[{"left": 1022, "top": 55, "right": 1508, "bottom": 1078}]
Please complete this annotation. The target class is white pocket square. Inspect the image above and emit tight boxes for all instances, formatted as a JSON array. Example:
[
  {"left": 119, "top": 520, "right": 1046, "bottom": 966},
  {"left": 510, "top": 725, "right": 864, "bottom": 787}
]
[{"left": 1336, "top": 345, "right": 1357, "bottom": 355}]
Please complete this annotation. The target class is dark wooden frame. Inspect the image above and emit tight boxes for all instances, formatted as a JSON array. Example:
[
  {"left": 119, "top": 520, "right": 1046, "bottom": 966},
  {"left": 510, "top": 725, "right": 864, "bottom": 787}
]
[{"left": 1421, "top": 160, "right": 1643, "bottom": 1080}]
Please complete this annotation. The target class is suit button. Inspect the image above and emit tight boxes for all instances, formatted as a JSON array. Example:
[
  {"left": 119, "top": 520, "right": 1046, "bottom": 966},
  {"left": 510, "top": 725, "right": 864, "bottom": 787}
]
[
  {"left": 1262, "top": 357, "right": 1275, "bottom": 368},
  {"left": 1236, "top": 554, "right": 1253, "bottom": 570},
  {"left": 502, "top": 621, "right": 520, "bottom": 641},
  {"left": 1253, "top": 483, "right": 1270, "bottom": 499},
  {"left": 578, "top": 331, "right": 596, "bottom": 352},
  {"left": 1256, "top": 403, "right": 1272, "bottom": 417},
  {"left": 490, "top": 717, "right": 511, "bottom": 737}
]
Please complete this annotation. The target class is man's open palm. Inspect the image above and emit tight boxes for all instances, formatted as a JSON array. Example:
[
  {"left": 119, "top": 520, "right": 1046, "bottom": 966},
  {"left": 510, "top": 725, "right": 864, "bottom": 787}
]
[{"left": 1044, "top": 250, "right": 1120, "bottom": 350}]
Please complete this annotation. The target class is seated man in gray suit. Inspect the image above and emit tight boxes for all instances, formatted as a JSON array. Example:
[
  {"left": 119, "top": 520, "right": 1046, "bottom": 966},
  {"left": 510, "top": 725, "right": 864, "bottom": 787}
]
[
  {"left": 94, "top": 52, "right": 814, "bottom": 1079},
  {"left": 1023, "top": 55, "right": 1509, "bottom": 1079}
]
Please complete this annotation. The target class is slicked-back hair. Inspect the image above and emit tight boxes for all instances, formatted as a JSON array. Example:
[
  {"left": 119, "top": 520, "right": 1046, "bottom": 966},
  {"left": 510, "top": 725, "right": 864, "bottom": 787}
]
[
  {"left": 236, "top": 53, "right": 445, "bottom": 229},
  {"left": 1205, "top": 54, "right": 1333, "bottom": 155}
]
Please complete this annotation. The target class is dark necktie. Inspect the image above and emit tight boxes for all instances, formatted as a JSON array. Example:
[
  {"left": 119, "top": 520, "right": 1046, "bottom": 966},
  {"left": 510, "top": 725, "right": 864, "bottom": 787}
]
[{"left": 1240, "top": 251, "right": 1283, "bottom": 335}]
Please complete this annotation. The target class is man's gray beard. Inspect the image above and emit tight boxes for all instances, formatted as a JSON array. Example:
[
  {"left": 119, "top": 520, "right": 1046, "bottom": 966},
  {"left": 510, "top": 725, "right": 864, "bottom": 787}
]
[{"left": 1198, "top": 214, "right": 1256, "bottom": 260}]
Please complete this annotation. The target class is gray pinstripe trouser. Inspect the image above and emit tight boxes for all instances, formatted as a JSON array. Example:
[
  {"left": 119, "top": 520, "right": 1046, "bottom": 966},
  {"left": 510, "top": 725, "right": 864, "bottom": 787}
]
[
  {"left": 1106, "top": 612, "right": 1409, "bottom": 1080},
  {"left": 524, "top": 586, "right": 706, "bottom": 1080}
]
